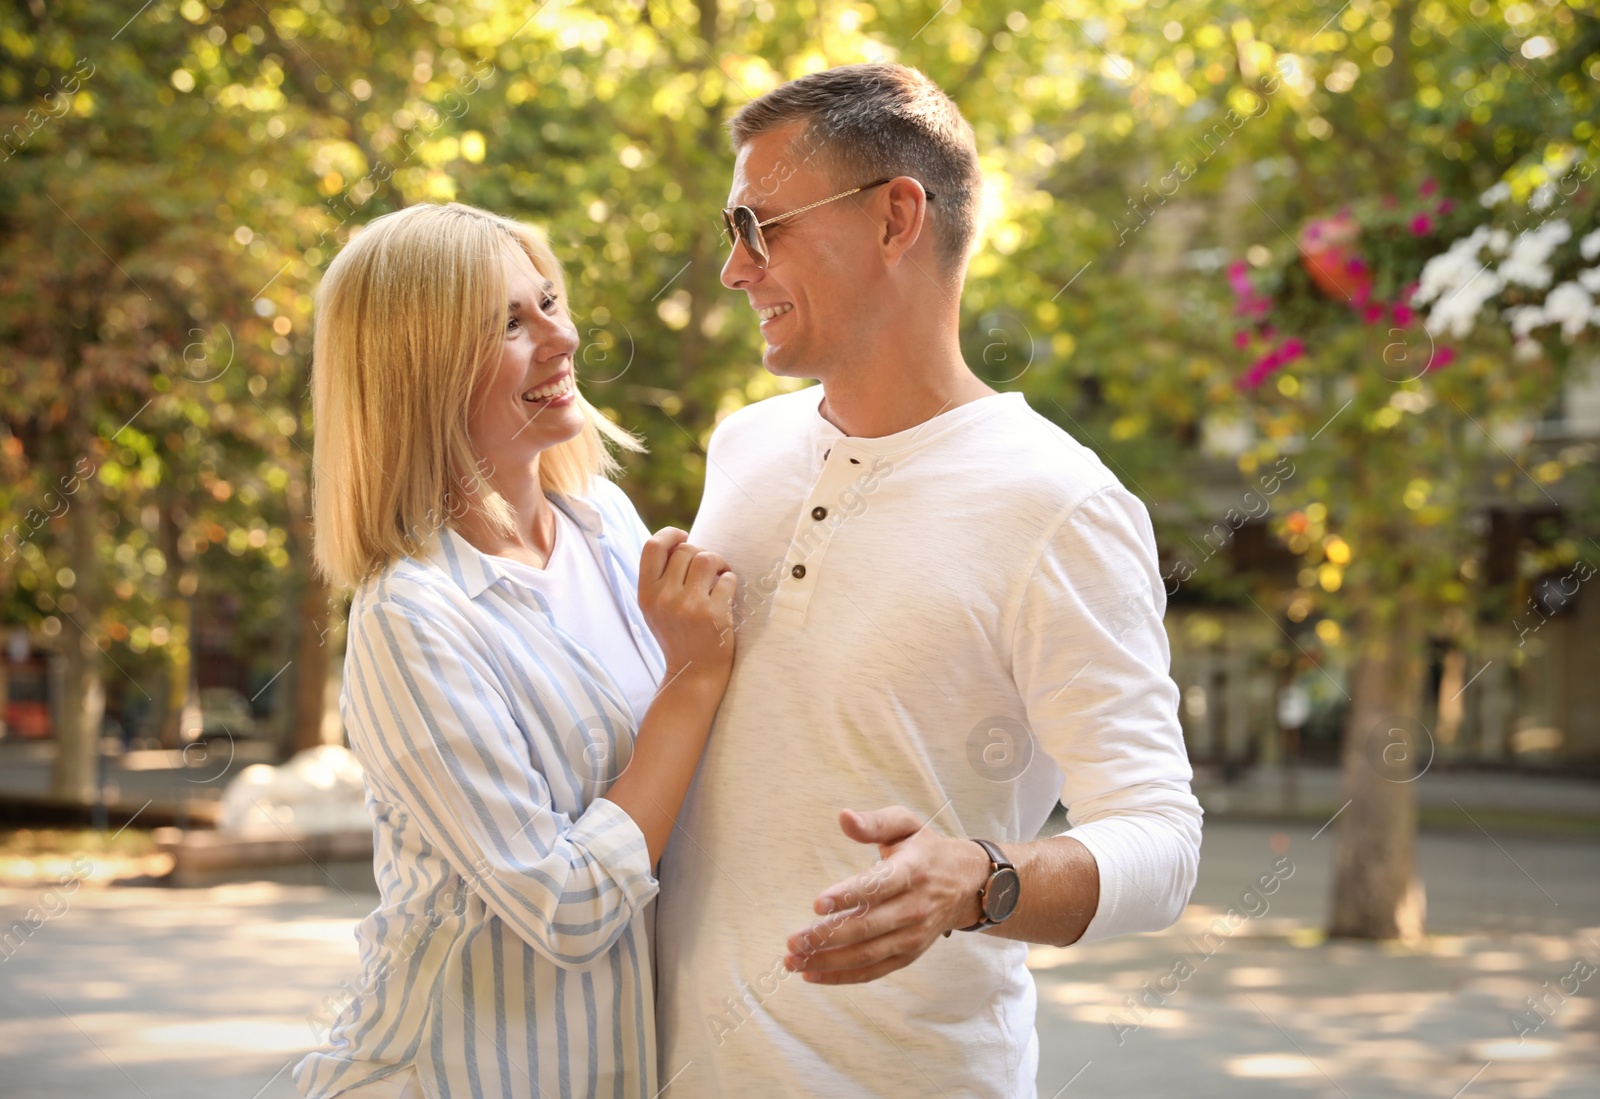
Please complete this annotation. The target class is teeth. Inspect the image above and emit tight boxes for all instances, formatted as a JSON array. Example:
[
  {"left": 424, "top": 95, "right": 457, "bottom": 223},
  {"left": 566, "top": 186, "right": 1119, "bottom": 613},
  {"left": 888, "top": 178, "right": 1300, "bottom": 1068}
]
[
  {"left": 758, "top": 303, "right": 794, "bottom": 321},
  {"left": 522, "top": 374, "right": 574, "bottom": 402}
]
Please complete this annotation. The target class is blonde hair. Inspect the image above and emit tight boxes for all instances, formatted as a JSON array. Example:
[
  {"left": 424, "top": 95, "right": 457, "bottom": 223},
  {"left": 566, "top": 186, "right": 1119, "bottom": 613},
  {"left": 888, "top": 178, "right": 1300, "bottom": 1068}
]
[{"left": 311, "top": 201, "right": 643, "bottom": 589}]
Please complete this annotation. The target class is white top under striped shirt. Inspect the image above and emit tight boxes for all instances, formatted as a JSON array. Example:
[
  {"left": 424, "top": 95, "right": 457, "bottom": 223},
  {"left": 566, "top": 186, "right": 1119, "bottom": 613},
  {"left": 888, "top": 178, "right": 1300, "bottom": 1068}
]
[
  {"left": 493, "top": 505, "right": 658, "bottom": 724},
  {"left": 294, "top": 478, "right": 666, "bottom": 1099}
]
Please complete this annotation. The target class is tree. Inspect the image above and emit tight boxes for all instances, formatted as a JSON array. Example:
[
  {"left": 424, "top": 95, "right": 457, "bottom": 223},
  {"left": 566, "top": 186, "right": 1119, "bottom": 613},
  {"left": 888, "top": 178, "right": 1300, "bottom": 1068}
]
[
  {"left": 1167, "top": 0, "right": 1596, "bottom": 939},
  {"left": 4, "top": 0, "right": 1595, "bottom": 900}
]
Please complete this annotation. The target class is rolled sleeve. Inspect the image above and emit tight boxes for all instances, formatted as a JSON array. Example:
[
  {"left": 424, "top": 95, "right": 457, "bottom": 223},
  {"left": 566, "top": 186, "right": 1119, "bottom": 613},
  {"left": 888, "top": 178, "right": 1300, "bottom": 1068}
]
[
  {"left": 1010, "top": 485, "right": 1203, "bottom": 942},
  {"left": 346, "top": 594, "right": 659, "bottom": 968}
]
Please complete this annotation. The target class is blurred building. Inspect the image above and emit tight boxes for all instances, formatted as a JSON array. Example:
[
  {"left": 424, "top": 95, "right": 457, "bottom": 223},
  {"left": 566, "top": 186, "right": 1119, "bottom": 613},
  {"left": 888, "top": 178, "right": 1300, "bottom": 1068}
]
[{"left": 1166, "top": 357, "right": 1600, "bottom": 774}]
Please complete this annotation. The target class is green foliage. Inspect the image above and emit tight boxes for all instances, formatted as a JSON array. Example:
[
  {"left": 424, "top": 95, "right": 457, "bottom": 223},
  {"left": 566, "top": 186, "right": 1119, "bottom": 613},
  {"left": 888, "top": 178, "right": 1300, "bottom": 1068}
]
[{"left": 2, "top": 0, "right": 1597, "bottom": 726}]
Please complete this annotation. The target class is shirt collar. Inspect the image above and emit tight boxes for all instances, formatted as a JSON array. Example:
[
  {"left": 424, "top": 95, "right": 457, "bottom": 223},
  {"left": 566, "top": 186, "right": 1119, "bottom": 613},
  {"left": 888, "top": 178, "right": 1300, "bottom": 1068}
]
[
  {"left": 423, "top": 492, "right": 605, "bottom": 600},
  {"left": 807, "top": 389, "right": 1024, "bottom": 462}
]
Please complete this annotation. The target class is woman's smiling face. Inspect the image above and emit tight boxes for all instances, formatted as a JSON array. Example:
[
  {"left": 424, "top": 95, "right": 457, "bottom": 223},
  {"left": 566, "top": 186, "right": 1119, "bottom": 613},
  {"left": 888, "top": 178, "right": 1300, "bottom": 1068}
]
[{"left": 468, "top": 241, "right": 586, "bottom": 478}]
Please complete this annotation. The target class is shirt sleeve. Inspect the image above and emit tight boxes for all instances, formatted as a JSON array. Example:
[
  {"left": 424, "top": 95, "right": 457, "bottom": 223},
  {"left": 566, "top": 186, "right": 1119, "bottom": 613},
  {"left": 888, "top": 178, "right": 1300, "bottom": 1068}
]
[
  {"left": 344, "top": 591, "right": 659, "bottom": 968},
  {"left": 1009, "top": 484, "right": 1203, "bottom": 942}
]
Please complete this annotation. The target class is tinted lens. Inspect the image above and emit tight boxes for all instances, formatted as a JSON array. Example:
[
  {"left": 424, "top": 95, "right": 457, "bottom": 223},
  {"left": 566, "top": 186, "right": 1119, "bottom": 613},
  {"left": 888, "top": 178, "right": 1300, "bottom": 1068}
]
[{"left": 729, "top": 206, "right": 768, "bottom": 268}]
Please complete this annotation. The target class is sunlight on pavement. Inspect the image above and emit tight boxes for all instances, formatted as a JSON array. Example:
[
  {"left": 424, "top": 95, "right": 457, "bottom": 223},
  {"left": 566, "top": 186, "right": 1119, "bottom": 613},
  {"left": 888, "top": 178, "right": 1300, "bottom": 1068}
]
[
  {"left": 1225, "top": 1054, "right": 1321, "bottom": 1078},
  {"left": 139, "top": 1018, "right": 314, "bottom": 1054}
]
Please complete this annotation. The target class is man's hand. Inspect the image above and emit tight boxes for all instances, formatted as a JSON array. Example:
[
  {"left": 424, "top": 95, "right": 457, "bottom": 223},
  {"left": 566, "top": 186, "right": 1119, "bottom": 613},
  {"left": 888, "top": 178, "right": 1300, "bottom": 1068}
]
[{"left": 782, "top": 806, "right": 992, "bottom": 985}]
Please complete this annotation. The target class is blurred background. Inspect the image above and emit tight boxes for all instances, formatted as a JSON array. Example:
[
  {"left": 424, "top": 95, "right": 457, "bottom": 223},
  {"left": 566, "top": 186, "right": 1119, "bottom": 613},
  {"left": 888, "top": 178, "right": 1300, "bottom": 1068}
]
[{"left": 1, "top": 1, "right": 1598, "bottom": 1096}]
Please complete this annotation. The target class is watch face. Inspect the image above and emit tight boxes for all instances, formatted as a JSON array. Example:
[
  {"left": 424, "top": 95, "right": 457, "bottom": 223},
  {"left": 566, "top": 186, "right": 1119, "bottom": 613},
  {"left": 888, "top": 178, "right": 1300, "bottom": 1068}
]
[{"left": 984, "top": 867, "right": 1021, "bottom": 923}]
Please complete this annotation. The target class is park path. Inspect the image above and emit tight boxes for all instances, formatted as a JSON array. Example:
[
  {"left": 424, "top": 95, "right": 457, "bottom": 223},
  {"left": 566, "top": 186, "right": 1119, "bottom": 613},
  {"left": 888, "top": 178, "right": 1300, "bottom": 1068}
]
[{"left": 1, "top": 821, "right": 1596, "bottom": 1098}]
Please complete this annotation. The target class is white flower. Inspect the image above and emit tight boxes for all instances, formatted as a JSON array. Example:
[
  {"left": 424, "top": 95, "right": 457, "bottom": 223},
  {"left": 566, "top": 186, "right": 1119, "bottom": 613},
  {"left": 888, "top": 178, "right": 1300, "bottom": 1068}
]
[
  {"left": 1480, "top": 181, "right": 1512, "bottom": 208},
  {"left": 1412, "top": 225, "right": 1492, "bottom": 305},
  {"left": 1542, "top": 281, "right": 1596, "bottom": 341},
  {"left": 1424, "top": 268, "right": 1503, "bottom": 339},
  {"left": 1413, "top": 226, "right": 1507, "bottom": 337},
  {"left": 1504, "top": 303, "right": 1547, "bottom": 338},
  {"left": 1412, "top": 253, "right": 1475, "bottom": 306},
  {"left": 1498, "top": 219, "right": 1571, "bottom": 289},
  {"left": 1529, "top": 181, "right": 1558, "bottom": 212},
  {"left": 1578, "top": 267, "right": 1600, "bottom": 293},
  {"left": 1462, "top": 223, "right": 1493, "bottom": 254},
  {"left": 1487, "top": 228, "right": 1511, "bottom": 255},
  {"left": 1513, "top": 338, "right": 1543, "bottom": 362},
  {"left": 1581, "top": 228, "right": 1600, "bottom": 262}
]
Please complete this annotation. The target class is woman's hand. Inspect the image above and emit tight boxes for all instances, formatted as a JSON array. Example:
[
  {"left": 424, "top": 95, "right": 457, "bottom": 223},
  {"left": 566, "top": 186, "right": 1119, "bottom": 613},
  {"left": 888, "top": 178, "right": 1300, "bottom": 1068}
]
[
  {"left": 612, "top": 529, "right": 738, "bottom": 864},
  {"left": 638, "top": 527, "right": 737, "bottom": 688}
]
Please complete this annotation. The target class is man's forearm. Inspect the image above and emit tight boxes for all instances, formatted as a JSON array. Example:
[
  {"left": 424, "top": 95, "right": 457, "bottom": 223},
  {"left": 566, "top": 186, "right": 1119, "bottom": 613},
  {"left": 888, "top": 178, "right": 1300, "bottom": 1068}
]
[
  {"left": 790, "top": 811, "right": 1109, "bottom": 983},
  {"left": 949, "top": 834, "right": 1100, "bottom": 948}
]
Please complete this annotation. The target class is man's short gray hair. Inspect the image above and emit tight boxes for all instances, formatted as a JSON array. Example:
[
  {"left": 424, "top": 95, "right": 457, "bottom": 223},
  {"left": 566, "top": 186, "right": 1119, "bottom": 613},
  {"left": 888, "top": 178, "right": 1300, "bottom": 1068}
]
[{"left": 728, "top": 63, "right": 982, "bottom": 274}]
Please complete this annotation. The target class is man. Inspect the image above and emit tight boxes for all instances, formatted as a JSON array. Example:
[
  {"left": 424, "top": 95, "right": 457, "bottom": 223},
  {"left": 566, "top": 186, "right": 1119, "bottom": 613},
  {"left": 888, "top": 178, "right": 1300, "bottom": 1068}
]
[{"left": 654, "top": 63, "right": 1202, "bottom": 1097}]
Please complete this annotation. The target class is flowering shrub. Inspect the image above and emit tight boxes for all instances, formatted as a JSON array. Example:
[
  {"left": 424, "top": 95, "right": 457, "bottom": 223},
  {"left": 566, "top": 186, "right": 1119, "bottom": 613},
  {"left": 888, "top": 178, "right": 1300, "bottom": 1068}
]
[
  {"left": 1227, "top": 157, "right": 1599, "bottom": 390},
  {"left": 1418, "top": 180, "right": 1600, "bottom": 359}
]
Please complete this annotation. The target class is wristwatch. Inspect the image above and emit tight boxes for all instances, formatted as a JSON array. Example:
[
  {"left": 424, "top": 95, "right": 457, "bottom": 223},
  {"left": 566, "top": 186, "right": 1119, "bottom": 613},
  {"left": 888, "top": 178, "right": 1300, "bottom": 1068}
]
[{"left": 955, "top": 838, "right": 1020, "bottom": 933}]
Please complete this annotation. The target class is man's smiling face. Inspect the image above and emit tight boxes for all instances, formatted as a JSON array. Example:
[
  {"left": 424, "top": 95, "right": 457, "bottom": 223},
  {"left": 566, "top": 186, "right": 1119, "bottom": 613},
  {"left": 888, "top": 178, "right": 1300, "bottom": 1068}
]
[{"left": 720, "top": 121, "right": 886, "bottom": 381}]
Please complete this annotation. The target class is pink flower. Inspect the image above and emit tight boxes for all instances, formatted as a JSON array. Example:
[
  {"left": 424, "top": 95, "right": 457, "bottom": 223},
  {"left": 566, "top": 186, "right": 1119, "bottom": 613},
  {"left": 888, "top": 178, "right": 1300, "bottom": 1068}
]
[
  {"left": 1233, "top": 330, "right": 1250, "bottom": 348},
  {"left": 1237, "top": 361, "right": 1275, "bottom": 390},
  {"left": 1227, "top": 260, "right": 1254, "bottom": 297},
  {"left": 1424, "top": 346, "right": 1457, "bottom": 372},
  {"left": 1410, "top": 214, "right": 1433, "bottom": 236},
  {"left": 1419, "top": 178, "right": 1438, "bottom": 197},
  {"left": 1437, "top": 198, "right": 1455, "bottom": 215},
  {"left": 1393, "top": 303, "right": 1415, "bottom": 326},
  {"left": 1238, "top": 338, "right": 1308, "bottom": 390},
  {"left": 1362, "top": 302, "right": 1386, "bottom": 324}
]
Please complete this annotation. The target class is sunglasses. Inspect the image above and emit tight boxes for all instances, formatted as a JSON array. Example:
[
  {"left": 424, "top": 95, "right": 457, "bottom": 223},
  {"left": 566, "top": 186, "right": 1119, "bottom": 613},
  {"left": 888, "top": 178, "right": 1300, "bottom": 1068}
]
[{"left": 720, "top": 177, "right": 936, "bottom": 269}]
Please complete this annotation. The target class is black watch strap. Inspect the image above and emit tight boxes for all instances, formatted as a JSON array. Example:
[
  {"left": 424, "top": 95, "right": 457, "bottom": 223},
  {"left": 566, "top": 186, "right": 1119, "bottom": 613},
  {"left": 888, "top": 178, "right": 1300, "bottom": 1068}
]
[{"left": 957, "top": 838, "right": 1017, "bottom": 933}]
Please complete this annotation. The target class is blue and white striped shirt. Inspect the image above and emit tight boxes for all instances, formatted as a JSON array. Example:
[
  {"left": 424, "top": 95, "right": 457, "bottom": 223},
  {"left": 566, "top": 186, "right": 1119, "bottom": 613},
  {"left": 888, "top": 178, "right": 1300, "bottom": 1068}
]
[{"left": 294, "top": 478, "right": 667, "bottom": 1099}]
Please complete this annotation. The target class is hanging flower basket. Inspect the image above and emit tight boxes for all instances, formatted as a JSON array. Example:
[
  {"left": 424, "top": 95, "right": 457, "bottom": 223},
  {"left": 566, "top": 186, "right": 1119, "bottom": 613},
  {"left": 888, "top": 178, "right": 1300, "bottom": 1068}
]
[{"left": 1298, "top": 212, "right": 1373, "bottom": 305}]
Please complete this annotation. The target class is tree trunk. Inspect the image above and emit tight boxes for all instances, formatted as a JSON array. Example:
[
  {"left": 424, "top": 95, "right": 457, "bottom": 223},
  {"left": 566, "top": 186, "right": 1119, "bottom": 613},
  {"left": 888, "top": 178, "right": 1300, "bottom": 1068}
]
[
  {"left": 155, "top": 487, "right": 190, "bottom": 748},
  {"left": 286, "top": 428, "right": 333, "bottom": 754},
  {"left": 51, "top": 436, "right": 105, "bottom": 804},
  {"left": 1327, "top": 614, "right": 1427, "bottom": 940},
  {"left": 290, "top": 566, "right": 333, "bottom": 753}
]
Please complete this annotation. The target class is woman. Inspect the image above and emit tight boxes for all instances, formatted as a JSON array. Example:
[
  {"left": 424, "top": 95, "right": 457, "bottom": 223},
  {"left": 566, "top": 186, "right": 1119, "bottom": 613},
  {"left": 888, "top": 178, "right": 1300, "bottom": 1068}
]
[{"left": 293, "top": 202, "right": 736, "bottom": 1098}]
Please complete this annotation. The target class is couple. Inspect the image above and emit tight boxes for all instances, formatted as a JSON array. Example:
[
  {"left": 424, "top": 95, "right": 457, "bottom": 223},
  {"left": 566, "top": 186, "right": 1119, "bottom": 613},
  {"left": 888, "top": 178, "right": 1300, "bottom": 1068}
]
[{"left": 293, "top": 63, "right": 1201, "bottom": 1099}]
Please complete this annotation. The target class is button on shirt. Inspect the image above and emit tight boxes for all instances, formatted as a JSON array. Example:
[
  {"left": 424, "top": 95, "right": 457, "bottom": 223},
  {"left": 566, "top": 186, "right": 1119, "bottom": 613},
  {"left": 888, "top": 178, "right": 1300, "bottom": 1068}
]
[
  {"left": 655, "top": 388, "right": 1203, "bottom": 1098},
  {"left": 294, "top": 479, "right": 667, "bottom": 1099}
]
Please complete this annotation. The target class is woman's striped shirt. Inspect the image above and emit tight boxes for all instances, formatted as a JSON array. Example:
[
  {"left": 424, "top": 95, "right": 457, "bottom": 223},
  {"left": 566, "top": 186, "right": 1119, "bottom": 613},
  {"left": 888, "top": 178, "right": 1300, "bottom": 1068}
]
[{"left": 294, "top": 479, "right": 667, "bottom": 1099}]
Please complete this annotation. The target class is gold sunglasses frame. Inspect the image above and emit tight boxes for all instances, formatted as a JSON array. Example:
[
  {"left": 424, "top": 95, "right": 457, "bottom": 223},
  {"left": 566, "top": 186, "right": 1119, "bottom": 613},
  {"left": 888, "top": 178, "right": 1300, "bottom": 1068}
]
[{"left": 720, "top": 177, "right": 936, "bottom": 269}]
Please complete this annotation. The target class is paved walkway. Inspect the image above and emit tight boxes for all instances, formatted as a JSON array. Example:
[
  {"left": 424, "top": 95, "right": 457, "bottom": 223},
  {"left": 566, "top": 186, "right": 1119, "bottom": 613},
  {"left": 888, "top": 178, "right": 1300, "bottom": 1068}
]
[
  {"left": 1, "top": 821, "right": 1596, "bottom": 1097},
  {"left": 1032, "top": 820, "right": 1600, "bottom": 1099}
]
